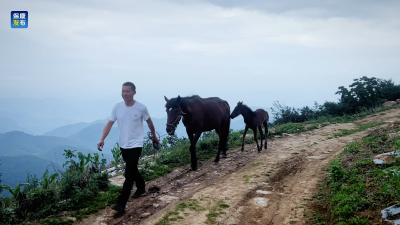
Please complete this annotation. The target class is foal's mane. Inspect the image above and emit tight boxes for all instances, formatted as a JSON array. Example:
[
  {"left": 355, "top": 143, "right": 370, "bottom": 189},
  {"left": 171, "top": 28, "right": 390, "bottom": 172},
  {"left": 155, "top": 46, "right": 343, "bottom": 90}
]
[{"left": 240, "top": 103, "right": 255, "bottom": 116}]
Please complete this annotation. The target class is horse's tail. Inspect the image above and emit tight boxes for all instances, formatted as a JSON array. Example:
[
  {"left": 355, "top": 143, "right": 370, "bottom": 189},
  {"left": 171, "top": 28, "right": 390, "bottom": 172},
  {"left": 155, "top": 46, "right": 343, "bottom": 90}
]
[{"left": 223, "top": 100, "right": 231, "bottom": 149}]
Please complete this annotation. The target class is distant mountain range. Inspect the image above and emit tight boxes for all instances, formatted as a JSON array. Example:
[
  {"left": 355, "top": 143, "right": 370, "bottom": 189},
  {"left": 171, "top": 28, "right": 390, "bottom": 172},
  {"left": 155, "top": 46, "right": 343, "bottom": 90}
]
[
  {"left": 0, "top": 110, "right": 78, "bottom": 135},
  {"left": 0, "top": 117, "right": 33, "bottom": 134},
  {"left": 43, "top": 118, "right": 110, "bottom": 137},
  {"left": 0, "top": 105, "right": 271, "bottom": 194}
]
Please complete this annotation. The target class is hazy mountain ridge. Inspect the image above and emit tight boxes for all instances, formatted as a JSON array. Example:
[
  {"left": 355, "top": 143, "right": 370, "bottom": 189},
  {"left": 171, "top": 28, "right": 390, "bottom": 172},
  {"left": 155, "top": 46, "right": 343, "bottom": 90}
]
[
  {"left": 0, "top": 131, "right": 90, "bottom": 156},
  {"left": 0, "top": 155, "right": 57, "bottom": 197},
  {"left": 0, "top": 117, "right": 33, "bottom": 134},
  {"left": 44, "top": 118, "right": 110, "bottom": 137},
  {"left": 0, "top": 110, "right": 78, "bottom": 135}
]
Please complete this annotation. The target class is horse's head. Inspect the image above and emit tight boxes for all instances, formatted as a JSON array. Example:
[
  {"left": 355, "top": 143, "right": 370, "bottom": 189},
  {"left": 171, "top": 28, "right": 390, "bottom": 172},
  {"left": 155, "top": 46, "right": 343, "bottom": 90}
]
[
  {"left": 164, "top": 96, "right": 183, "bottom": 135},
  {"left": 230, "top": 101, "right": 243, "bottom": 119}
]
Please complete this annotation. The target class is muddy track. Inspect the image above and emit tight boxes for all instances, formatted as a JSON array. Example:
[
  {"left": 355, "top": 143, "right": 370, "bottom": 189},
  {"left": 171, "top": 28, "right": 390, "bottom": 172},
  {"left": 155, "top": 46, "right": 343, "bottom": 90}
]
[{"left": 78, "top": 108, "right": 400, "bottom": 225}]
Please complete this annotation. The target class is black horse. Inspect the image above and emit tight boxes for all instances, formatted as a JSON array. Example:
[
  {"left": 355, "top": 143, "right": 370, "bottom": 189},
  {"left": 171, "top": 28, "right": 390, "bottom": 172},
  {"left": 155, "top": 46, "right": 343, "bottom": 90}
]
[
  {"left": 164, "top": 95, "right": 231, "bottom": 170},
  {"left": 230, "top": 101, "right": 269, "bottom": 152}
]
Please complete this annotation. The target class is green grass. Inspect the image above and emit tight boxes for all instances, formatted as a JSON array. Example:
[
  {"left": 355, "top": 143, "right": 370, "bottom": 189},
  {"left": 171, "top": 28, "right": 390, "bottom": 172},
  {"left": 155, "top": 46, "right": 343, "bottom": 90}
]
[
  {"left": 42, "top": 218, "right": 74, "bottom": 225},
  {"left": 274, "top": 123, "right": 306, "bottom": 135},
  {"left": 333, "top": 122, "right": 386, "bottom": 138},
  {"left": 305, "top": 104, "right": 400, "bottom": 126},
  {"left": 205, "top": 199, "right": 230, "bottom": 224},
  {"left": 342, "top": 142, "right": 362, "bottom": 155},
  {"left": 156, "top": 197, "right": 229, "bottom": 225},
  {"left": 311, "top": 125, "right": 400, "bottom": 224}
]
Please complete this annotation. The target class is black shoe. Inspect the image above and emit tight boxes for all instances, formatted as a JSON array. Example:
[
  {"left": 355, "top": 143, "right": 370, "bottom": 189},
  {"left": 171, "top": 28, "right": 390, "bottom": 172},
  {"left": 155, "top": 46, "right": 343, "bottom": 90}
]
[
  {"left": 131, "top": 189, "right": 146, "bottom": 199},
  {"left": 111, "top": 204, "right": 125, "bottom": 214}
]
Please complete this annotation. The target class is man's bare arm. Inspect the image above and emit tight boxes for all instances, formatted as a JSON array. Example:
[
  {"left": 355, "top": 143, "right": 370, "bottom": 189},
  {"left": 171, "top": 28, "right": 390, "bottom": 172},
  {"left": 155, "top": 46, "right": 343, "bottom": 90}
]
[
  {"left": 97, "top": 120, "right": 115, "bottom": 151},
  {"left": 146, "top": 118, "right": 159, "bottom": 143}
]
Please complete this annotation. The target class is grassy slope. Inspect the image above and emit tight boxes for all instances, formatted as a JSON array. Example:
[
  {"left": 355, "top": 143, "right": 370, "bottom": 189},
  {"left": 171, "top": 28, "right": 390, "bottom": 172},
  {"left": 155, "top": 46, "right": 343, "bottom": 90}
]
[{"left": 311, "top": 112, "right": 400, "bottom": 224}]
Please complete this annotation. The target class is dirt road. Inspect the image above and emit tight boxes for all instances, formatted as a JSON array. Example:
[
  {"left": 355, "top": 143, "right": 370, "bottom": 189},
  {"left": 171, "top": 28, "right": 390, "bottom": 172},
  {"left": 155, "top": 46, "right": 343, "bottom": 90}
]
[{"left": 78, "top": 108, "right": 400, "bottom": 225}]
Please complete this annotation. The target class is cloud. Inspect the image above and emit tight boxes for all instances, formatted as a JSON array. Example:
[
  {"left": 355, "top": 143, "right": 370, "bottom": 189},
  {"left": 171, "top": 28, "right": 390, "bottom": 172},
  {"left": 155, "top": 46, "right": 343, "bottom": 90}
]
[{"left": 0, "top": 0, "right": 399, "bottom": 121}]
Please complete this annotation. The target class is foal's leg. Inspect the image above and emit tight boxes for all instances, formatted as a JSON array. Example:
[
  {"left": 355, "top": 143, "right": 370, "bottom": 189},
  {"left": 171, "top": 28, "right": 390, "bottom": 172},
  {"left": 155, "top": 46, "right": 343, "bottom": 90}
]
[
  {"left": 258, "top": 126, "right": 263, "bottom": 152},
  {"left": 264, "top": 122, "right": 268, "bottom": 149},
  {"left": 253, "top": 128, "right": 260, "bottom": 151},
  {"left": 241, "top": 125, "right": 249, "bottom": 151}
]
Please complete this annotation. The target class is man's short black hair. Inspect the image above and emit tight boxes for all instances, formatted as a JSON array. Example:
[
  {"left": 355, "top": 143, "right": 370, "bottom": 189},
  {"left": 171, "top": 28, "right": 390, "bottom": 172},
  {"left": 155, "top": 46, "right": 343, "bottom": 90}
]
[{"left": 123, "top": 82, "right": 136, "bottom": 91}]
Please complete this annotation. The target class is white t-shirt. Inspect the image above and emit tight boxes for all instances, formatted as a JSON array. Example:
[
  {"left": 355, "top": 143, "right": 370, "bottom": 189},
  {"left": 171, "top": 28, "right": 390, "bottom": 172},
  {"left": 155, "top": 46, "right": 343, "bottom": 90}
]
[{"left": 110, "top": 101, "right": 150, "bottom": 148}]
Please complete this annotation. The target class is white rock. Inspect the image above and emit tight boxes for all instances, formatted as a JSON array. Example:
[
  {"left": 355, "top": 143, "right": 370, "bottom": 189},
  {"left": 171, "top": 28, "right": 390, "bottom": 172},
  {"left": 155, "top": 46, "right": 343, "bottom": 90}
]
[
  {"left": 307, "top": 156, "right": 324, "bottom": 160},
  {"left": 141, "top": 213, "right": 151, "bottom": 218},
  {"left": 256, "top": 190, "right": 273, "bottom": 195},
  {"left": 108, "top": 175, "right": 125, "bottom": 187},
  {"left": 159, "top": 195, "right": 179, "bottom": 202},
  {"left": 253, "top": 197, "right": 268, "bottom": 207}
]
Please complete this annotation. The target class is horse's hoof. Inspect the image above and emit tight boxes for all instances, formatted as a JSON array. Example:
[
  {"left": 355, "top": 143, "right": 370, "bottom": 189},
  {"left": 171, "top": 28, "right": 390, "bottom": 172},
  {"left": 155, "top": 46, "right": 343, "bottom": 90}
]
[
  {"left": 241, "top": 148, "right": 244, "bottom": 152},
  {"left": 191, "top": 166, "right": 198, "bottom": 171},
  {"left": 214, "top": 161, "right": 219, "bottom": 165},
  {"left": 221, "top": 153, "right": 227, "bottom": 158}
]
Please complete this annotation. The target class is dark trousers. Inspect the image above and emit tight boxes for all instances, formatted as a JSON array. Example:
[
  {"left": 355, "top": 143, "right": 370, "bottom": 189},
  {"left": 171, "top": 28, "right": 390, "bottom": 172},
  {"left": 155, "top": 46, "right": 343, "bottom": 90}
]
[{"left": 116, "top": 147, "right": 145, "bottom": 207}]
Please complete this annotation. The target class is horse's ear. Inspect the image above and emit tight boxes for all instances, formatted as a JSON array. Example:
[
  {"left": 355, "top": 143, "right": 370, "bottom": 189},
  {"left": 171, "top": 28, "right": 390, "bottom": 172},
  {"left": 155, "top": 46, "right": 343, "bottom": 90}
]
[
  {"left": 164, "top": 96, "right": 169, "bottom": 102},
  {"left": 177, "top": 95, "right": 181, "bottom": 104}
]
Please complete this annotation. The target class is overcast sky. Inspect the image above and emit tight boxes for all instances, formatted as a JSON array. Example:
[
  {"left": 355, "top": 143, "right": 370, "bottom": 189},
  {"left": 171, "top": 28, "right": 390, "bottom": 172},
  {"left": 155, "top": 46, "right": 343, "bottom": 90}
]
[{"left": 1, "top": 0, "right": 400, "bottom": 122}]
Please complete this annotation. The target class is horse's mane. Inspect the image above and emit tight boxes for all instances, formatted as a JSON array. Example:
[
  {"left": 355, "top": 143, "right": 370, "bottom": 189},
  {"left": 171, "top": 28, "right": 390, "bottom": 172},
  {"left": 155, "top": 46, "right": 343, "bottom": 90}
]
[
  {"left": 240, "top": 103, "right": 255, "bottom": 116},
  {"left": 165, "top": 95, "right": 201, "bottom": 108}
]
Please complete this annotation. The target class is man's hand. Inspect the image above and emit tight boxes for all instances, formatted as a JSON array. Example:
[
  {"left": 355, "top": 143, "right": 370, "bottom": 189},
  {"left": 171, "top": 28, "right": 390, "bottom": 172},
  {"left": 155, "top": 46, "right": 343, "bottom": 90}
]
[
  {"left": 152, "top": 136, "right": 159, "bottom": 144},
  {"left": 98, "top": 120, "right": 115, "bottom": 151},
  {"left": 97, "top": 140, "right": 104, "bottom": 151}
]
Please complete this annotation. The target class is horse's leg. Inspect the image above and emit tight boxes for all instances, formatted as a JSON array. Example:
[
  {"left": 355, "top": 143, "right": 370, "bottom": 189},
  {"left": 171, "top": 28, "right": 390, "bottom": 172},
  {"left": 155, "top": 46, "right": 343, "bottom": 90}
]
[
  {"left": 241, "top": 125, "right": 249, "bottom": 151},
  {"left": 215, "top": 128, "right": 226, "bottom": 159},
  {"left": 220, "top": 119, "right": 230, "bottom": 158},
  {"left": 188, "top": 132, "right": 195, "bottom": 170},
  {"left": 190, "top": 131, "right": 202, "bottom": 170},
  {"left": 253, "top": 128, "right": 260, "bottom": 152},
  {"left": 188, "top": 132, "right": 199, "bottom": 171},
  {"left": 264, "top": 121, "right": 268, "bottom": 149},
  {"left": 258, "top": 126, "right": 263, "bottom": 152}
]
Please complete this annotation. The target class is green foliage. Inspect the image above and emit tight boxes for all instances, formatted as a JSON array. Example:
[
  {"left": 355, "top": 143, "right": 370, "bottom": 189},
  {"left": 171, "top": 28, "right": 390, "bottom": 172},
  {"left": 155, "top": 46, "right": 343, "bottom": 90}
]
[
  {"left": 110, "top": 143, "right": 122, "bottom": 168},
  {"left": 274, "top": 123, "right": 305, "bottom": 135},
  {"left": 338, "top": 217, "right": 371, "bottom": 225},
  {"left": 91, "top": 152, "right": 107, "bottom": 173},
  {"left": 41, "top": 169, "right": 58, "bottom": 189},
  {"left": 382, "top": 168, "right": 400, "bottom": 202},
  {"left": 42, "top": 218, "right": 74, "bottom": 225},
  {"left": 2, "top": 183, "right": 29, "bottom": 199},
  {"left": 329, "top": 159, "right": 347, "bottom": 182},
  {"left": 313, "top": 123, "right": 400, "bottom": 224},
  {"left": 143, "top": 131, "right": 163, "bottom": 156},
  {"left": 271, "top": 76, "right": 400, "bottom": 124},
  {"left": 0, "top": 206, "right": 16, "bottom": 225},
  {"left": 0, "top": 148, "right": 110, "bottom": 223},
  {"left": 342, "top": 142, "right": 362, "bottom": 154},
  {"left": 336, "top": 76, "right": 400, "bottom": 114},
  {"left": 331, "top": 183, "right": 370, "bottom": 218}
]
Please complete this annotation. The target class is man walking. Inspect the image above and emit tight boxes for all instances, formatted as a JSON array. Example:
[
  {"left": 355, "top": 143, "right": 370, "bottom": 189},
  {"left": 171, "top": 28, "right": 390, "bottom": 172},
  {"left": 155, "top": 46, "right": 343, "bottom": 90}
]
[{"left": 97, "top": 82, "right": 159, "bottom": 214}]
